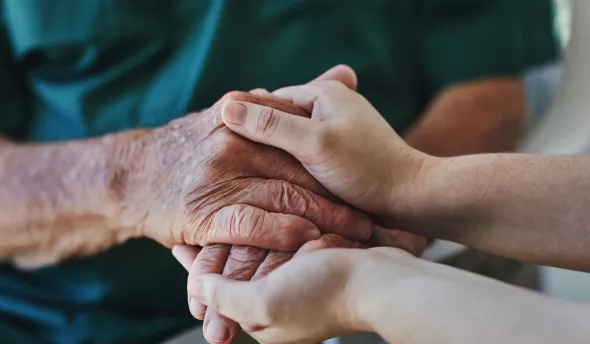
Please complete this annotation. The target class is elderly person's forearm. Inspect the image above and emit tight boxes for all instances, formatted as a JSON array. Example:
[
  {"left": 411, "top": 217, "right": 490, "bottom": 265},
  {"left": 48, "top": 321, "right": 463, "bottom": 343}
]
[
  {"left": 0, "top": 131, "right": 145, "bottom": 267},
  {"left": 0, "top": 90, "right": 372, "bottom": 269}
]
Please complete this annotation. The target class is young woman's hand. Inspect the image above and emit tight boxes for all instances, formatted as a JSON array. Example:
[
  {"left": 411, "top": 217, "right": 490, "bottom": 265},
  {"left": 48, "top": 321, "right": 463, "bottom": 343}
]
[
  {"left": 186, "top": 244, "right": 423, "bottom": 344},
  {"left": 221, "top": 73, "right": 432, "bottom": 221}
]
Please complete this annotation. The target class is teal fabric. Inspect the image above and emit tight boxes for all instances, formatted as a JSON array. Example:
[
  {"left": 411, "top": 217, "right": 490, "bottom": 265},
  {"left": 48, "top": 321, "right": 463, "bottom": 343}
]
[{"left": 0, "top": 0, "right": 559, "bottom": 343}]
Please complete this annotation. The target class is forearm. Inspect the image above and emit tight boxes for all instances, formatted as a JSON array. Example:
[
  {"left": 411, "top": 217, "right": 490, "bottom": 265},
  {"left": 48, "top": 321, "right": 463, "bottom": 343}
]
[
  {"left": 360, "top": 259, "right": 590, "bottom": 344},
  {"left": 397, "top": 154, "right": 590, "bottom": 271},
  {"left": 404, "top": 77, "right": 525, "bottom": 156},
  {"left": 0, "top": 131, "right": 145, "bottom": 267}
]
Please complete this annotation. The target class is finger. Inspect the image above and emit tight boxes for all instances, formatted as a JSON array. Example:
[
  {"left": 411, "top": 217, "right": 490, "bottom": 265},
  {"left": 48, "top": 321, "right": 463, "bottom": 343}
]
[
  {"left": 207, "top": 204, "right": 321, "bottom": 251},
  {"left": 247, "top": 141, "right": 329, "bottom": 198},
  {"left": 203, "top": 310, "right": 239, "bottom": 344},
  {"left": 188, "top": 274, "right": 262, "bottom": 327},
  {"left": 219, "top": 92, "right": 329, "bottom": 198},
  {"left": 366, "top": 227, "right": 429, "bottom": 257},
  {"left": 251, "top": 251, "right": 294, "bottom": 280},
  {"left": 222, "top": 101, "right": 321, "bottom": 160},
  {"left": 272, "top": 81, "right": 351, "bottom": 114},
  {"left": 221, "top": 91, "right": 310, "bottom": 118},
  {"left": 219, "top": 91, "right": 334, "bottom": 199},
  {"left": 295, "top": 234, "right": 367, "bottom": 256},
  {"left": 241, "top": 180, "right": 373, "bottom": 242},
  {"left": 172, "top": 244, "right": 202, "bottom": 271},
  {"left": 311, "top": 64, "right": 358, "bottom": 90},
  {"left": 188, "top": 244, "right": 231, "bottom": 320},
  {"left": 272, "top": 85, "right": 318, "bottom": 113},
  {"left": 223, "top": 246, "right": 268, "bottom": 280},
  {"left": 249, "top": 88, "right": 272, "bottom": 97},
  {"left": 204, "top": 246, "right": 268, "bottom": 344}
]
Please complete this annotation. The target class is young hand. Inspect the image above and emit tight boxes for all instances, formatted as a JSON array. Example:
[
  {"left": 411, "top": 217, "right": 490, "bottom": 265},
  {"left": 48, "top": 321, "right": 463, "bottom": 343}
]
[
  {"left": 221, "top": 74, "right": 432, "bottom": 221},
  {"left": 186, "top": 244, "right": 424, "bottom": 344}
]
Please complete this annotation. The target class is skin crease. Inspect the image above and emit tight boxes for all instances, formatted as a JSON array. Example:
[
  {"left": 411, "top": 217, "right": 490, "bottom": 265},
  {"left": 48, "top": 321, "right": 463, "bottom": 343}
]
[
  {"left": 183, "top": 80, "right": 590, "bottom": 344},
  {"left": 0, "top": 75, "right": 378, "bottom": 268},
  {"left": 184, "top": 67, "right": 428, "bottom": 344},
  {"left": 221, "top": 78, "right": 590, "bottom": 271},
  {"left": 188, "top": 246, "right": 590, "bottom": 344},
  {"left": 180, "top": 66, "right": 526, "bottom": 344},
  {"left": 128, "top": 90, "right": 375, "bottom": 248},
  {"left": 174, "top": 235, "right": 373, "bottom": 344}
]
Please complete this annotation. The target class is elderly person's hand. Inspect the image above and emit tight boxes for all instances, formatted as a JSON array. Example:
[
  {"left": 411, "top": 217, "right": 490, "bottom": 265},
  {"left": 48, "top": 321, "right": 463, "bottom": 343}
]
[
  {"left": 220, "top": 75, "right": 428, "bottom": 228},
  {"left": 122, "top": 89, "right": 372, "bottom": 249},
  {"left": 174, "top": 228, "right": 426, "bottom": 344},
  {"left": 172, "top": 227, "right": 426, "bottom": 343},
  {"left": 170, "top": 66, "right": 428, "bottom": 344},
  {"left": 184, "top": 243, "right": 425, "bottom": 344}
]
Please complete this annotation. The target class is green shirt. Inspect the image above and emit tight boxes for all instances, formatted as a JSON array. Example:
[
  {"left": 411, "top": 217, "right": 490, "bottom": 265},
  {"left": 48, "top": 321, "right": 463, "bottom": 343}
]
[{"left": 0, "top": 0, "right": 559, "bottom": 343}]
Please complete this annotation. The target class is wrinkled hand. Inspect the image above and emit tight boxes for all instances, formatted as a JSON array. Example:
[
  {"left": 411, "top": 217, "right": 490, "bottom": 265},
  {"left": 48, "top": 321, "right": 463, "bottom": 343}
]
[
  {"left": 173, "top": 227, "right": 427, "bottom": 344},
  {"left": 120, "top": 87, "right": 373, "bottom": 249},
  {"left": 185, "top": 243, "right": 424, "bottom": 344},
  {"left": 221, "top": 72, "right": 427, "bottom": 220},
  {"left": 170, "top": 66, "right": 428, "bottom": 344}
]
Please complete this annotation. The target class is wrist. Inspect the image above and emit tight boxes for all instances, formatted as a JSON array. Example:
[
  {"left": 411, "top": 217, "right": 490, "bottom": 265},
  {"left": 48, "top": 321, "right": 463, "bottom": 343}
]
[
  {"left": 386, "top": 149, "right": 441, "bottom": 219},
  {"left": 345, "top": 250, "right": 427, "bottom": 334},
  {"left": 99, "top": 129, "right": 151, "bottom": 239},
  {"left": 353, "top": 252, "right": 446, "bottom": 342}
]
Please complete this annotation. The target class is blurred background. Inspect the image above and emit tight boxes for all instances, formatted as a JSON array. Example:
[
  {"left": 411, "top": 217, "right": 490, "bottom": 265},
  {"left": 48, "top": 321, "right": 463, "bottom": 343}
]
[
  {"left": 1, "top": 0, "right": 589, "bottom": 343},
  {"left": 529, "top": 0, "right": 590, "bottom": 303},
  {"left": 425, "top": 0, "right": 590, "bottom": 304}
]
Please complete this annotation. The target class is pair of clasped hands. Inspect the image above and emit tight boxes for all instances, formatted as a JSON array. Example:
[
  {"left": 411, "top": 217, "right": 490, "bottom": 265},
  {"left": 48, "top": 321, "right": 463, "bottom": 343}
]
[{"left": 172, "top": 65, "right": 430, "bottom": 344}]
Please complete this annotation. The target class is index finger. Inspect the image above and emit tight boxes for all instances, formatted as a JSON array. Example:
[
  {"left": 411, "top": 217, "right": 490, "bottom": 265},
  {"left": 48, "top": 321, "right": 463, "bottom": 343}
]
[
  {"left": 311, "top": 64, "right": 358, "bottom": 90},
  {"left": 272, "top": 81, "right": 351, "bottom": 114}
]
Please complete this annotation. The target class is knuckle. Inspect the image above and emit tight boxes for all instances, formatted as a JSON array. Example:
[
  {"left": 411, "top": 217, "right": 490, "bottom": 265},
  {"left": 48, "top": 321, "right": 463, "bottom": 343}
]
[
  {"left": 183, "top": 221, "right": 204, "bottom": 244},
  {"left": 256, "top": 107, "right": 280, "bottom": 138},
  {"left": 221, "top": 91, "right": 249, "bottom": 102},
  {"left": 228, "top": 205, "right": 265, "bottom": 238},
  {"left": 319, "top": 234, "right": 349, "bottom": 248},
  {"left": 224, "top": 247, "right": 267, "bottom": 280},
  {"left": 321, "top": 80, "right": 347, "bottom": 94},
  {"left": 190, "top": 244, "right": 229, "bottom": 273},
  {"left": 228, "top": 246, "right": 268, "bottom": 264},
  {"left": 273, "top": 181, "right": 309, "bottom": 216}
]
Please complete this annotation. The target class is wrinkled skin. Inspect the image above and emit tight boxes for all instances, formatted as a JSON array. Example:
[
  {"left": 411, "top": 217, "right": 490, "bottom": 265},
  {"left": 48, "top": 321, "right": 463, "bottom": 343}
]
[
  {"left": 185, "top": 244, "right": 422, "bottom": 344},
  {"left": 162, "top": 66, "right": 427, "bottom": 344},
  {"left": 124, "top": 91, "right": 373, "bottom": 250},
  {"left": 174, "top": 229, "right": 426, "bottom": 344},
  {"left": 188, "top": 94, "right": 426, "bottom": 344}
]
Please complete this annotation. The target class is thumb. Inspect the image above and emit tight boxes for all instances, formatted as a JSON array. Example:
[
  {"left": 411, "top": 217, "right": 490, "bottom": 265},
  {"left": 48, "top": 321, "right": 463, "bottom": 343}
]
[
  {"left": 222, "top": 101, "right": 323, "bottom": 159},
  {"left": 188, "top": 274, "right": 259, "bottom": 324}
]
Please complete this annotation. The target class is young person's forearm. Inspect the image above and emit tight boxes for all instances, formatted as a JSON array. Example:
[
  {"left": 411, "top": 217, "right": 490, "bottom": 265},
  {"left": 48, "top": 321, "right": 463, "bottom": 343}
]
[
  {"left": 398, "top": 154, "right": 590, "bottom": 271},
  {"left": 0, "top": 131, "right": 146, "bottom": 267},
  {"left": 361, "top": 259, "right": 590, "bottom": 344}
]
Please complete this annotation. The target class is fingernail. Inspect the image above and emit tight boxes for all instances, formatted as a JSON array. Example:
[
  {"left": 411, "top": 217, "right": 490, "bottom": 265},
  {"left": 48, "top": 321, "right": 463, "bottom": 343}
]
[
  {"left": 304, "top": 229, "right": 321, "bottom": 241},
  {"left": 223, "top": 102, "right": 247, "bottom": 125},
  {"left": 357, "top": 218, "right": 374, "bottom": 240},
  {"left": 189, "top": 297, "right": 205, "bottom": 317},
  {"left": 207, "top": 321, "right": 231, "bottom": 342}
]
